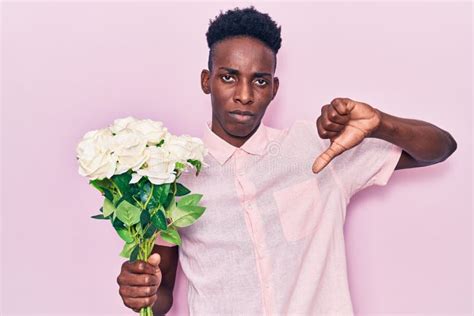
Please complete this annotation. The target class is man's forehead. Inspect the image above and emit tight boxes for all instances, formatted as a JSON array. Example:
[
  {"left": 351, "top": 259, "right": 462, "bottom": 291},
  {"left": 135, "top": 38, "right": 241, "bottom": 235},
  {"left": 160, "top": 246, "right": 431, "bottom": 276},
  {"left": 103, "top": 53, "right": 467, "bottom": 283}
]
[{"left": 212, "top": 36, "right": 275, "bottom": 72}]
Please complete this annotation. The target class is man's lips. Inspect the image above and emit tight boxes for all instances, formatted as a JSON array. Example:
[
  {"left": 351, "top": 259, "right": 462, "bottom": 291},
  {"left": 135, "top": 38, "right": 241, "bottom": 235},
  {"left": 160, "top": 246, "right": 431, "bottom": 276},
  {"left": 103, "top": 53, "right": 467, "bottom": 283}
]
[
  {"left": 229, "top": 110, "right": 254, "bottom": 116},
  {"left": 228, "top": 110, "right": 254, "bottom": 123}
]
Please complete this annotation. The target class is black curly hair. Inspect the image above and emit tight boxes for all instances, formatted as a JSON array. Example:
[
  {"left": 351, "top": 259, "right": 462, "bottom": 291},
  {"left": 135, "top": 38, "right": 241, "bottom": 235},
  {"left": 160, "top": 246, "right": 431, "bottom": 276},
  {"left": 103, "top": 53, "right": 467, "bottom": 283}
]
[{"left": 205, "top": 6, "right": 282, "bottom": 71}]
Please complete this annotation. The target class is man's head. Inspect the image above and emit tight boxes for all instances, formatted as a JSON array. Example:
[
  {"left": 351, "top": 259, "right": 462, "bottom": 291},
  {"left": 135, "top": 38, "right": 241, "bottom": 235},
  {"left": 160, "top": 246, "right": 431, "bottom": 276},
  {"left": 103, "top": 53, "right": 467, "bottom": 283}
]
[{"left": 201, "top": 6, "right": 282, "bottom": 147}]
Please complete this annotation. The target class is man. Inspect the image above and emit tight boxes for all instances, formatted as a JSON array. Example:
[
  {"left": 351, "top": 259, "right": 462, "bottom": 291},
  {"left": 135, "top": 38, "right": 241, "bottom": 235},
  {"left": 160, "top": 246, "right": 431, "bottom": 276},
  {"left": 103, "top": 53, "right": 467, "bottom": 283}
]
[{"left": 117, "top": 6, "right": 456, "bottom": 315}]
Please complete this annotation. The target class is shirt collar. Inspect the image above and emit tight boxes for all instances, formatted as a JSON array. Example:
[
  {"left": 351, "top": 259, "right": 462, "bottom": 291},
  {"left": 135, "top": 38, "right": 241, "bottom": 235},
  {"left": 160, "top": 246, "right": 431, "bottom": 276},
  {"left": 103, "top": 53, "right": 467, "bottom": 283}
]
[{"left": 202, "top": 121, "right": 269, "bottom": 165}]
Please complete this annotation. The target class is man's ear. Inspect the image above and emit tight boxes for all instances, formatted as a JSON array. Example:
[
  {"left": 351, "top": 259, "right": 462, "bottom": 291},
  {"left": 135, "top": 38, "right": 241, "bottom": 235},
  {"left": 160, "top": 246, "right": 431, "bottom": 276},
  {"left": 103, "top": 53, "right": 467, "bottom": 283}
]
[
  {"left": 271, "top": 77, "right": 279, "bottom": 100},
  {"left": 201, "top": 69, "right": 211, "bottom": 94}
]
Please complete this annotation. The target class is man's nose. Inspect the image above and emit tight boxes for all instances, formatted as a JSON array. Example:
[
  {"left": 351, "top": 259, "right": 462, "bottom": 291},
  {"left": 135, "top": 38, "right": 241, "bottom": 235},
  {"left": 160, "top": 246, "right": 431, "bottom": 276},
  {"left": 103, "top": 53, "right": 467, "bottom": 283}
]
[{"left": 233, "top": 80, "right": 254, "bottom": 105}]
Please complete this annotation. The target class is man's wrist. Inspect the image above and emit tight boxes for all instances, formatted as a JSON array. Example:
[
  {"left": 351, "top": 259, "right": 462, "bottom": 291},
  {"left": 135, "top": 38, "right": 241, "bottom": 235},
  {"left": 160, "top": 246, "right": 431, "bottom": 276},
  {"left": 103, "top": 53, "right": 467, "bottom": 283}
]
[{"left": 368, "top": 109, "right": 395, "bottom": 140}]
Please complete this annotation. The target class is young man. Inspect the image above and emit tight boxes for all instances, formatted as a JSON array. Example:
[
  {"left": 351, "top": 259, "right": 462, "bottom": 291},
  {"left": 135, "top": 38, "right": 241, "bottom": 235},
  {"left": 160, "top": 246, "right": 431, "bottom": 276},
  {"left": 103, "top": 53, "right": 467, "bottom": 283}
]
[{"left": 117, "top": 7, "right": 456, "bottom": 315}]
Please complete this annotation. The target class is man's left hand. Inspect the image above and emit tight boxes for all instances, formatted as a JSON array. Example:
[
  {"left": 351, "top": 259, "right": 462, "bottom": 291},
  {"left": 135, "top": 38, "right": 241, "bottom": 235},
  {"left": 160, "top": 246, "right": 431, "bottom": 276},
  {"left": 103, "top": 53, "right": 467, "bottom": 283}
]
[{"left": 312, "top": 97, "right": 382, "bottom": 174}]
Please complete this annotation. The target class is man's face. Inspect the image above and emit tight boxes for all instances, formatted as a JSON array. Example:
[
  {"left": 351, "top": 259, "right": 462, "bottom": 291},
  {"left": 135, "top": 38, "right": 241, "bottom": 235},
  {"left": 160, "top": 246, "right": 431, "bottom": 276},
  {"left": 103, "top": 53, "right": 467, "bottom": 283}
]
[{"left": 201, "top": 36, "right": 279, "bottom": 147}]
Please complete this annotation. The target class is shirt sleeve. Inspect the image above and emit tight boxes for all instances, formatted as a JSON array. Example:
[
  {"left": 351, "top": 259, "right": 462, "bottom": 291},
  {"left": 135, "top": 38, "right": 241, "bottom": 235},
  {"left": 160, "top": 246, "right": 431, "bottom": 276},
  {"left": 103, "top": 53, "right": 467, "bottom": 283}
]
[
  {"left": 299, "top": 119, "right": 403, "bottom": 202},
  {"left": 328, "top": 136, "right": 403, "bottom": 201}
]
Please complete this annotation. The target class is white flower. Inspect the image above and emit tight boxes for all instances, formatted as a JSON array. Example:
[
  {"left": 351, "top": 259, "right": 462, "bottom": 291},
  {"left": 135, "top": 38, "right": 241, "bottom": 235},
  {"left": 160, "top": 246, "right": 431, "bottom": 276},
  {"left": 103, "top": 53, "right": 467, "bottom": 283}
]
[
  {"left": 182, "top": 135, "right": 208, "bottom": 162},
  {"left": 77, "top": 117, "right": 208, "bottom": 183},
  {"left": 164, "top": 135, "right": 191, "bottom": 162},
  {"left": 128, "top": 119, "right": 170, "bottom": 145},
  {"left": 111, "top": 129, "right": 148, "bottom": 175},
  {"left": 110, "top": 116, "right": 137, "bottom": 134},
  {"left": 131, "top": 147, "right": 177, "bottom": 185},
  {"left": 76, "top": 128, "right": 116, "bottom": 180},
  {"left": 165, "top": 135, "right": 207, "bottom": 161}
]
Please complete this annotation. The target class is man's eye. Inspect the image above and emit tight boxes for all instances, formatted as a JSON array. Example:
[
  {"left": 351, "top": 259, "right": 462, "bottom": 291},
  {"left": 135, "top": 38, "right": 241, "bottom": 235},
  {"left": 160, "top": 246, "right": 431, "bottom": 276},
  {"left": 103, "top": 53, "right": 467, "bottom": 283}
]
[
  {"left": 255, "top": 79, "right": 268, "bottom": 86},
  {"left": 221, "top": 75, "right": 234, "bottom": 82}
]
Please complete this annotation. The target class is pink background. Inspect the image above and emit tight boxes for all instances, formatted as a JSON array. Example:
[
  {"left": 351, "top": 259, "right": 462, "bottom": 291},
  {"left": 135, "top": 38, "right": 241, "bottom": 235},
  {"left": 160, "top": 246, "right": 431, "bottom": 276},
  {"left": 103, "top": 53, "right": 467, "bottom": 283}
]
[{"left": 1, "top": 1, "right": 472, "bottom": 315}]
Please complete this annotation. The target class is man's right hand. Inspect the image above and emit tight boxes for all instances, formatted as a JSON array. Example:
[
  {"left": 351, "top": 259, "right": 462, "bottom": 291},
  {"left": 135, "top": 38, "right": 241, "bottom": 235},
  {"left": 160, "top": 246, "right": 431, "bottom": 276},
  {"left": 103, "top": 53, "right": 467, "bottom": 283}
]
[{"left": 117, "top": 253, "right": 162, "bottom": 313}]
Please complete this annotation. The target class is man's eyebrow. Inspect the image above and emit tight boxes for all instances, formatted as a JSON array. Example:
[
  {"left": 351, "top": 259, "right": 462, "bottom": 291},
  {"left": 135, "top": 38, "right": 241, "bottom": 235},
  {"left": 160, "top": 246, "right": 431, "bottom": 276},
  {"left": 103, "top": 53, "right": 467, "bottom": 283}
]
[
  {"left": 254, "top": 71, "right": 272, "bottom": 78},
  {"left": 218, "top": 67, "right": 272, "bottom": 78}
]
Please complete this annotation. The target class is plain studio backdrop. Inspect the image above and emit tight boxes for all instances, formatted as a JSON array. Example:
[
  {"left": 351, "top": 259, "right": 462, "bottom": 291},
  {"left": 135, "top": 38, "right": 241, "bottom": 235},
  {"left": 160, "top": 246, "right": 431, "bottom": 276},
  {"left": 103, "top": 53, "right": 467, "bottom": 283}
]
[{"left": 1, "top": 1, "right": 472, "bottom": 315}]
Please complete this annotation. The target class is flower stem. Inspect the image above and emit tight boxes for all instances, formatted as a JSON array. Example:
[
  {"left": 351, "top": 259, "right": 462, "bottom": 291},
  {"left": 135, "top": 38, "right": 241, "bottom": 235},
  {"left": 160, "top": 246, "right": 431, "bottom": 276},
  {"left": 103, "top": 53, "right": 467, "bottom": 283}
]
[
  {"left": 144, "top": 184, "right": 154, "bottom": 209},
  {"left": 137, "top": 238, "right": 154, "bottom": 315}
]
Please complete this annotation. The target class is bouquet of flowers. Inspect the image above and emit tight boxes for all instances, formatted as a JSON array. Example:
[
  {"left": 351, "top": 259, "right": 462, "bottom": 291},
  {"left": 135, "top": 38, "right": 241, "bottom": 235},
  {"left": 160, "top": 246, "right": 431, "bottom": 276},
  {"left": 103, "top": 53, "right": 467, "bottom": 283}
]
[{"left": 76, "top": 117, "right": 207, "bottom": 316}]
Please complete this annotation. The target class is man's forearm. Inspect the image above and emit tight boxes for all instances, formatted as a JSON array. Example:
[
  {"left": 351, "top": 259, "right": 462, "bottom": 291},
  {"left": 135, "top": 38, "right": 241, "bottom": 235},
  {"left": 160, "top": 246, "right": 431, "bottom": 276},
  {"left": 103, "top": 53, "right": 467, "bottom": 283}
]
[
  {"left": 152, "top": 285, "right": 174, "bottom": 315},
  {"left": 369, "top": 109, "right": 457, "bottom": 163}
]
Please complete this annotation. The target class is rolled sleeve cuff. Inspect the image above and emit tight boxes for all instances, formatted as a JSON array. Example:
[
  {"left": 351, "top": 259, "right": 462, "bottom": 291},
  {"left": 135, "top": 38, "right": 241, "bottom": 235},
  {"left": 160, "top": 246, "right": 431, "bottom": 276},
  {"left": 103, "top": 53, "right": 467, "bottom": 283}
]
[{"left": 372, "top": 143, "right": 403, "bottom": 186}]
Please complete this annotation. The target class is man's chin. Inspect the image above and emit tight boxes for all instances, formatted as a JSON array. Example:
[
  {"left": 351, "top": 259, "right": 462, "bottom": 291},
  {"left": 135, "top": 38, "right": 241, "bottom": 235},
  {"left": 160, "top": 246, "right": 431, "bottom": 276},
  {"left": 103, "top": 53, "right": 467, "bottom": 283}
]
[{"left": 224, "top": 121, "right": 255, "bottom": 138}]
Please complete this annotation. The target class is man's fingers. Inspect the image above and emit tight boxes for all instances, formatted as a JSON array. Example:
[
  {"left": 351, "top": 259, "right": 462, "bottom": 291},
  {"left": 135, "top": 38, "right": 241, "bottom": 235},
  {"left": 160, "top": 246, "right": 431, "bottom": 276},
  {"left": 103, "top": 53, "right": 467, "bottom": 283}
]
[
  {"left": 327, "top": 104, "right": 350, "bottom": 125},
  {"left": 320, "top": 130, "right": 339, "bottom": 139},
  {"left": 312, "top": 141, "right": 348, "bottom": 174},
  {"left": 322, "top": 115, "right": 346, "bottom": 132},
  {"left": 319, "top": 103, "right": 349, "bottom": 132},
  {"left": 147, "top": 253, "right": 161, "bottom": 269},
  {"left": 117, "top": 272, "right": 160, "bottom": 287},
  {"left": 316, "top": 116, "right": 342, "bottom": 138},
  {"left": 122, "top": 294, "right": 158, "bottom": 311},
  {"left": 119, "top": 284, "right": 159, "bottom": 298},
  {"left": 320, "top": 104, "right": 328, "bottom": 114},
  {"left": 122, "top": 260, "right": 157, "bottom": 275},
  {"left": 331, "top": 99, "right": 350, "bottom": 115},
  {"left": 330, "top": 97, "right": 355, "bottom": 115}
]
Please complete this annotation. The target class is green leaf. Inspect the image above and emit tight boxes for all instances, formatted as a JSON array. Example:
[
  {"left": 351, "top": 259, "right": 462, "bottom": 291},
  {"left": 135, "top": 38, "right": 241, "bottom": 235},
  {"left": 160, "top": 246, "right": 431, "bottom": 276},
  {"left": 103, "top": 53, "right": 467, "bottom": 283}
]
[
  {"left": 187, "top": 159, "right": 202, "bottom": 175},
  {"left": 90, "top": 179, "right": 116, "bottom": 201},
  {"left": 140, "top": 209, "right": 150, "bottom": 228},
  {"left": 177, "top": 194, "right": 203, "bottom": 208},
  {"left": 111, "top": 216, "right": 125, "bottom": 229},
  {"left": 135, "top": 222, "right": 143, "bottom": 236},
  {"left": 144, "top": 223, "right": 157, "bottom": 239},
  {"left": 130, "top": 245, "right": 140, "bottom": 262},
  {"left": 103, "top": 198, "right": 116, "bottom": 217},
  {"left": 119, "top": 242, "right": 136, "bottom": 258},
  {"left": 164, "top": 197, "right": 175, "bottom": 218},
  {"left": 156, "top": 139, "right": 165, "bottom": 147},
  {"left": 116, "top": 200, "right": 141, "bottom": 226},
  {"left": 162, "top": 191, "right": 174, "bottom": 209},
  {"left": 114, "top": 196, "right": 126, "bottom": 208},
  {"left": 147, "top": 199, "right": 159, "bottom": 211},
  {"left": 175, "top": 183, "right": 191, "bottom": 196},
  {"left": 151, "top": 210, "right": 168, "bottom": 230},
  {"left": 170, "top": 204, "right": 206, "bottom": 227},
  {"left": 175, "top": 162, "right": 185, "bottom": 169},
  {"left": 133, "top": 180, "right": 152, "bottom": 205},
  {"left": 104, "top": 190, "right": 114, "bottom": 202},
  {"left": 115, "top": 227, "right": 134, "bottom": 243},
  {"left": 91, "top": 214, "right": 108, "bottom": 220},
  {"left": 160, "top": 229, "right": 181, "bottom": 246},
  {"left": 111, "top": 172, "right": 132, "bottom": 198},
  {"left": 90, "top": 178, "right": 113, "bottom": 192},
  {"left": 152, "top": 184, "right": 171, "bottom": 205}
]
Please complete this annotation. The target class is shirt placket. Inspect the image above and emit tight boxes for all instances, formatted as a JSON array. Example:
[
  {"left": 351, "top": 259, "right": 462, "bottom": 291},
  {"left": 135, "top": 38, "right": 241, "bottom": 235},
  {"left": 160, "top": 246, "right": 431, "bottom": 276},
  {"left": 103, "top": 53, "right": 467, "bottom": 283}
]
[{"left": 233, "top": 148, "right": 275, "bottom": 315}]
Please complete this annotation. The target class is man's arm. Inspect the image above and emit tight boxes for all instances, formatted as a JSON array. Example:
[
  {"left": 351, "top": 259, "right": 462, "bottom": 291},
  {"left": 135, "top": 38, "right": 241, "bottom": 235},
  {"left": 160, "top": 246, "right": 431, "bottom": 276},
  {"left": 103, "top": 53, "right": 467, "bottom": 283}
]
[
  {"left": 152, "top": 244, "right": 179, "bottom": 315},
  {"left": 312, "top": 97, "right": 457, "bottom": 173},
  {"left": 369, "top": 110, "right": 457, "bottom": 170}
]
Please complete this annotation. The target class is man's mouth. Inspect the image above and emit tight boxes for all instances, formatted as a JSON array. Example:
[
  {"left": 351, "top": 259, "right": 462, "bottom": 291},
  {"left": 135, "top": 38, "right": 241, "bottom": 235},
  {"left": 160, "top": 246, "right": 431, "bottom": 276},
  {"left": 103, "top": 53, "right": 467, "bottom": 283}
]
[{"left": 228, "top": 110, "right": 254, "bottom": 123}]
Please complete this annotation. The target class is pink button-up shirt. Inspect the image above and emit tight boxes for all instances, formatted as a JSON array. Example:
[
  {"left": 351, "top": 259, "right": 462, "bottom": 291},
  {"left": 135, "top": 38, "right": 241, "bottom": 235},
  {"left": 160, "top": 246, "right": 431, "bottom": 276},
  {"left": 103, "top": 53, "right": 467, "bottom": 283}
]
[{"left": 156, "top": 120, "right": 403, "bottom": 315}]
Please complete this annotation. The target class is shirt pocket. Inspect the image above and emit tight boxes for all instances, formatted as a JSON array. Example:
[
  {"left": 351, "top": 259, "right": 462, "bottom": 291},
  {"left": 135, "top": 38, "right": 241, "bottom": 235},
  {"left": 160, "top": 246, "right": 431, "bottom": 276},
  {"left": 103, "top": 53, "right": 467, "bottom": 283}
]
[{"left": 272, "top": 177, "right": 323, "bottom": 242}]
